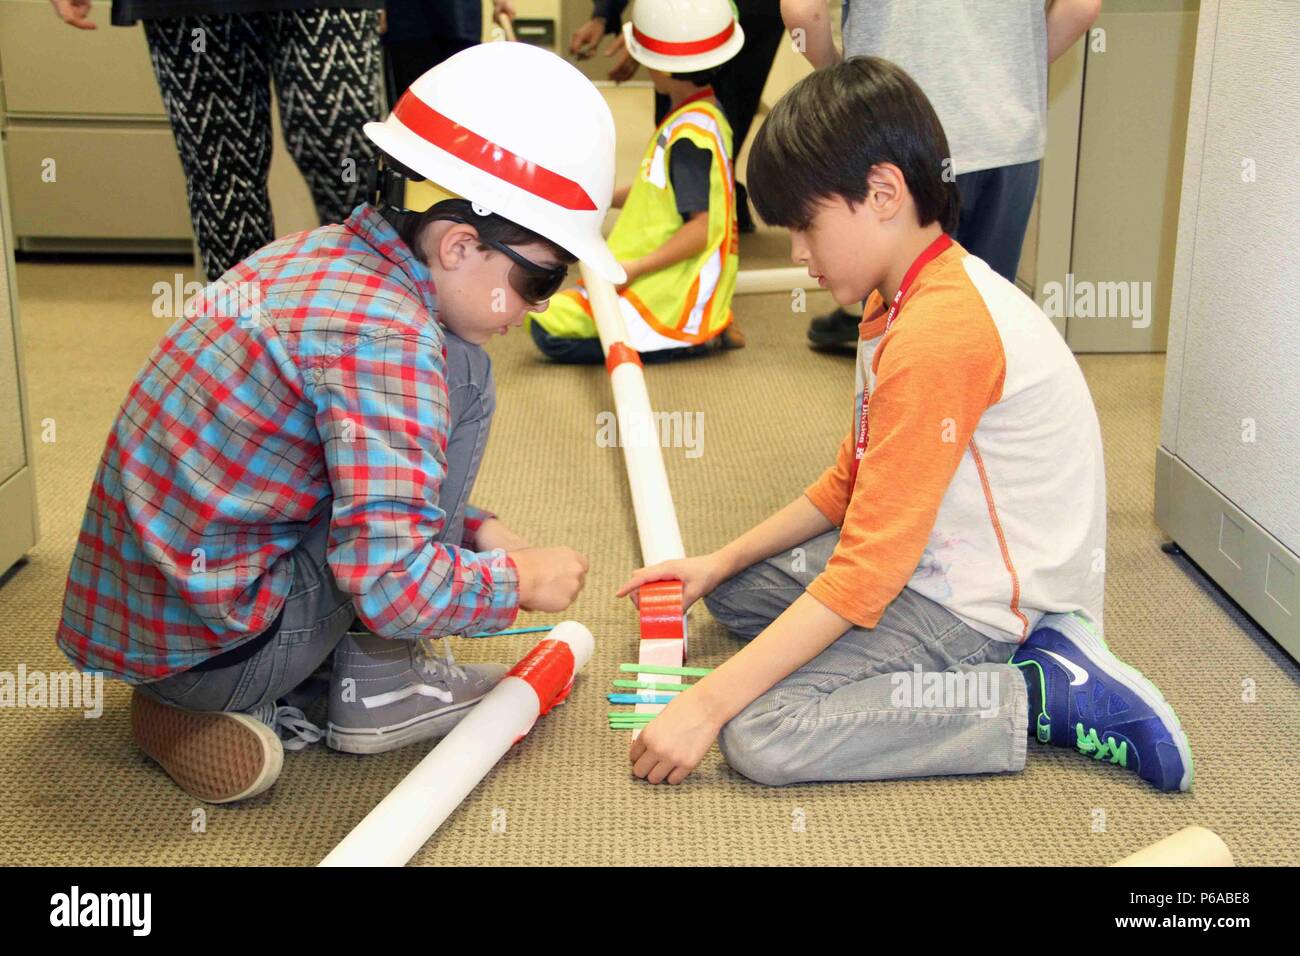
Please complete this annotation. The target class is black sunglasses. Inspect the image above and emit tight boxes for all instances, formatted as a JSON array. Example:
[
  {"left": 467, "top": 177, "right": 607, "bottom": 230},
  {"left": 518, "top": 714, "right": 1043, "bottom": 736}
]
[{"left": 426, "top": 210, "right": 569, "bottom": 305}]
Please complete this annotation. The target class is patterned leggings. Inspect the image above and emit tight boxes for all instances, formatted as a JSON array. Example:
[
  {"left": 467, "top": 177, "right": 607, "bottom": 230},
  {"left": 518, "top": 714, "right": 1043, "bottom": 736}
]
[{"left": 144, "top": 9, "right": 383, "bottom": 280}]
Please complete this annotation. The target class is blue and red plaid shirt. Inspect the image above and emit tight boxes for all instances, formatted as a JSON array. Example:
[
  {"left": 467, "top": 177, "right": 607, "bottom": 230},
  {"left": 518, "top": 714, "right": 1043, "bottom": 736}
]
[{"left": 56, "top": 205, "right": 520, "bottom": 683}]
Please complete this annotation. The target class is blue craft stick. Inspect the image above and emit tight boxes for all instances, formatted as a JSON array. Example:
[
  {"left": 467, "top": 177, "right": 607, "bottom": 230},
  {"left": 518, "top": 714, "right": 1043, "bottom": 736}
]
[
  {"left": 472, "top": 625, "right": 554, "bottom": 638},
  {"left": 607, "top": 693, "right": 675, "bottom": 705}
]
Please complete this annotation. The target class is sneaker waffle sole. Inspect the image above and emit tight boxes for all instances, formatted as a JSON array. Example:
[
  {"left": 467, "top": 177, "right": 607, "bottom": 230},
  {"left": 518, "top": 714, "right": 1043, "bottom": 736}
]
[{"left": 131, "top": 691, "right": 283, "bottom": 803}]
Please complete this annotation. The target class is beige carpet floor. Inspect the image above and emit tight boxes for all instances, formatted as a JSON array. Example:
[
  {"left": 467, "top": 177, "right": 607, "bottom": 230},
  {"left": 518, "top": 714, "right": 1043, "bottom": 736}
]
[{"left": 2, "top": 89, "right": 1297, "bottom": 867}]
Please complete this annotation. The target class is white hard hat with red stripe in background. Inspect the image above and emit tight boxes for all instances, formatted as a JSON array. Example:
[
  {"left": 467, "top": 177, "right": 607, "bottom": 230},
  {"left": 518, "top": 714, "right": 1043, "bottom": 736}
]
[
  {"left": 623, "top": 0, "right": 745, "bottom": 73},
  {"left": 363, "top": 41, "right": 625, "bottom": 284}
]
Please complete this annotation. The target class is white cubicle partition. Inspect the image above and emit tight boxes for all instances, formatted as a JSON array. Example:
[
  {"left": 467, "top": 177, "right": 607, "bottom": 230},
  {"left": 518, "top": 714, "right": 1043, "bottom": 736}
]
[
  {"left": 1155, "top": 0, "right": 1299, "bottom": 659},
  {"left": 0, "top": 140, "right": 40, "bottom": 579}
]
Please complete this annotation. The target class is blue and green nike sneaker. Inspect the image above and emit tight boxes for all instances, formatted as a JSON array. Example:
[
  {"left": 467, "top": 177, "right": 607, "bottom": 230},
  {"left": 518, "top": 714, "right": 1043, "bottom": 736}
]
[{"left": 1012, "top": 612, "right": 1192, "bottom": 792}]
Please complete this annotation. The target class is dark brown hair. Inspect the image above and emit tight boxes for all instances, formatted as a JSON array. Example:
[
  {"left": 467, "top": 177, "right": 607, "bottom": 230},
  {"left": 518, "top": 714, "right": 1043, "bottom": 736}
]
[
  {"left": 394, "top": 201, "right": 577, "bottom": 265},
  {"left": 747, "top": 56, "right": 961, "bottom": 233}
]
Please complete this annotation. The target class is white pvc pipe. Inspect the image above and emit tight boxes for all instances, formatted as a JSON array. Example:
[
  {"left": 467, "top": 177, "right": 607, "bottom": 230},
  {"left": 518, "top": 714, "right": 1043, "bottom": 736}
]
[
  {"left": 1111, "top": 826, "right": 1234, "bottom": 867},
  {"left": 608, "top": 362, "right": 687, "bottom": 567},
  {"left": 581, "top": 264, "right": 686, "bottom": 568},
  {"left": 320, "top": 621, "right": 595, "bottom": 867},
  {"left": 580, "top": 265, "right": 688, "bottom": 729},
  {"left": 733, "top": 267, "right": 818, "bottom": 296}
]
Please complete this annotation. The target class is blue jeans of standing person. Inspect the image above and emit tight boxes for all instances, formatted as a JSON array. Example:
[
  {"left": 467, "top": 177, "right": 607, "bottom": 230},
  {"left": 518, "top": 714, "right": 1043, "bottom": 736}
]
[
  {"left": 703, "top": 529, "right": 1029, "bottom": 785},
  {"left": 137, "top": 331, "right": 498, "bottom": 713},
  {"left": 954, "top": 160, "right": 1041, "bottom": 283}
]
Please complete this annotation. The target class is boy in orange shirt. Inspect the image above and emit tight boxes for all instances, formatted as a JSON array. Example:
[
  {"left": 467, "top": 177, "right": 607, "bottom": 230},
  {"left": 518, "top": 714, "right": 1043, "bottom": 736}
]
[{"left": 617, "top": 57, "right": 1192, "bottom": 792}]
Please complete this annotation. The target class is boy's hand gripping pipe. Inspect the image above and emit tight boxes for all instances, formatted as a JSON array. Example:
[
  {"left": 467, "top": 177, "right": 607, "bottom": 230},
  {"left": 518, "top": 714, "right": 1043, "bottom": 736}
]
[
  {"left": 580, "top": 263, "right": 688, "bottom": 735},
  {"left": 320, "top": 621, "right": 595, "bottom": 866}
]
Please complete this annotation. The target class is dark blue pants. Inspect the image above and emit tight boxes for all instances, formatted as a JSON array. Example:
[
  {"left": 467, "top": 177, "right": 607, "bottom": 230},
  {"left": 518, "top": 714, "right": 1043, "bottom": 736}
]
[
  {"left": 953, "top": 160, "right": 1041, "bottom": 284},
  {"left": 529, "top": 316, "right": 716, "bottom": 366}
]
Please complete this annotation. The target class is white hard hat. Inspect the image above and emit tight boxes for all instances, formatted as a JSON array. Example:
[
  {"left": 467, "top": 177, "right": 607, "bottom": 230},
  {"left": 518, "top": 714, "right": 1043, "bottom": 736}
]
[
  {"left": 364, "top": 42, "right": 625, "bottom": 284},
  {"left": 624, "top": 0, "right": 745, "bottom": 74}
]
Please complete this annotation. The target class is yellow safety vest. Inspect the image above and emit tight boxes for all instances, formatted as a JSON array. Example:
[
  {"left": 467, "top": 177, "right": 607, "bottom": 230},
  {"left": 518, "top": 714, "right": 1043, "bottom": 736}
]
[{"left": 607, "top": 93, "right": 739, "bottom": 345}]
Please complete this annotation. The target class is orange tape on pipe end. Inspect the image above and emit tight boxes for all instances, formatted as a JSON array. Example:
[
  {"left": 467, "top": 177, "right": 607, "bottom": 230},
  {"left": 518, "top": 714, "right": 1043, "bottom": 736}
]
[
  {"left": 606, "top": 342, "right": 642, "bottom": 374},
  {"left": 505, "top": 638, "right": 576, "bottom": 716},
  {"left": 638, "top": 580, "right": 685, "bottom": 641}
]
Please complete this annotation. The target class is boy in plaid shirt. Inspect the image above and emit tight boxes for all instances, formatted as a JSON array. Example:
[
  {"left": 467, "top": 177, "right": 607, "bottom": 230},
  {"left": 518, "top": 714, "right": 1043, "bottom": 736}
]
[{"left": 55, "top": 44, "right": 622, "bottom": 803}]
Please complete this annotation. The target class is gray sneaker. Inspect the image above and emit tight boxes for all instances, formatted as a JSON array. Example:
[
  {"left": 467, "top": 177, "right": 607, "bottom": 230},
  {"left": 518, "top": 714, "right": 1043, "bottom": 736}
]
[{"left": 326, "top": 630, "right": 508, "bottom": 754}]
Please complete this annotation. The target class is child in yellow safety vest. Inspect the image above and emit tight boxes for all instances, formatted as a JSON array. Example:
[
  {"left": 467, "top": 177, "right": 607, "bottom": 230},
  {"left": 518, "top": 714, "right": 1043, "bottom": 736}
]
[{"left": 528, "top": 0, "right": 746, "bottom": 363}]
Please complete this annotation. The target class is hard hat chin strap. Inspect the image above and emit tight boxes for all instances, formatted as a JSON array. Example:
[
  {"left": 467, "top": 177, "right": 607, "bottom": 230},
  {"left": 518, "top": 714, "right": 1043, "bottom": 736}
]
[
  {"left": 377, "top": 204, "right": 419, "bottom": 250},
  {"left": 366, "top": 154, "right": 423, "bottom": 216},
  {"left": 365, "top": 156, "right": 426, "bottom": 255}
]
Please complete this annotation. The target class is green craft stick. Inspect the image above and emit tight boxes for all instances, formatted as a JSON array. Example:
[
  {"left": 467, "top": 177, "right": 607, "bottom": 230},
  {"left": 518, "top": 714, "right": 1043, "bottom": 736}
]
[
  {"left": 612, "top": 679, "right": 689, "bottom": 692},
  {"left": 607, "top": 711, "right": 663, "bottom": 719},
  {"left": 618, "top": 663, "right": 714, "bottom": 677}
]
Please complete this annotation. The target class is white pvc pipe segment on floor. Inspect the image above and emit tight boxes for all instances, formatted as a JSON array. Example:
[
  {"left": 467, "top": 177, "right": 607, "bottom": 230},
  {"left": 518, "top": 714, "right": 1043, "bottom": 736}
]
[
  {"left": 1110, "top": 826, "right": 1234, "bottom": 867},
  {"left": 319, "top": 621, "right": 595, "bottom": 867},
  {"left": 607, "top": 361, "right": 687, "bottom": 567},
  {"left": 733, "top": 267, "right": 819, "bottom": 296},
  {"left": 580, "top": 264, "right": 688, "bottom": 731},
  {"left": 581, "top": 264, "right": 686, "bottom": 568}
]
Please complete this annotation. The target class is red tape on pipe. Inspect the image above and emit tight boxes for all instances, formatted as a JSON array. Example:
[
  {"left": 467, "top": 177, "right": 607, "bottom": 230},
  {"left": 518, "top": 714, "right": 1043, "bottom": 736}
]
[
  {"left": 606, "top": 341, "right": 642, "bottom": 374},
  {"left": 506, "top": 638, "right": 576, "bottom": 716},
  {"left": 638, "top": 580, "right": 685, "bottom": 642}
]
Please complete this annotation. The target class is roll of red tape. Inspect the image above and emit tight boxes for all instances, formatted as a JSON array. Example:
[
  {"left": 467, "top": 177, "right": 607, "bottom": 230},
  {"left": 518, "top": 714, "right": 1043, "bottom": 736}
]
[{"left": 638, "top": 579, "right": 685, "bottom": 642}]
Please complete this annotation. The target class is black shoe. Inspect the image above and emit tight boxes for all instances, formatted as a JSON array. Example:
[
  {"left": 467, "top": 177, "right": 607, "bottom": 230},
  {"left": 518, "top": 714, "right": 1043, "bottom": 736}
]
[
  {"left": 736, "top": 181, "right": 755, "bottom": 234},
  {"left": 807, "top": 307, "right": 860, "bottom": 348}
]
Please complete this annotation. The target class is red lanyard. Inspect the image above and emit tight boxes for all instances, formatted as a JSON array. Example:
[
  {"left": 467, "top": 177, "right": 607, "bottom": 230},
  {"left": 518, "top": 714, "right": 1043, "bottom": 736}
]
[{"left": 850, "top": 233, "right": 952, "bottom": 486}]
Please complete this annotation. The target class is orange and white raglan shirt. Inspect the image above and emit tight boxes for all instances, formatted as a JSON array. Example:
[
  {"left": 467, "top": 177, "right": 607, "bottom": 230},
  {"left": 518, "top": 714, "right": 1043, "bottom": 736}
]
[{"left": 804, "top": 240, "right": 1106, "bottom": 644}]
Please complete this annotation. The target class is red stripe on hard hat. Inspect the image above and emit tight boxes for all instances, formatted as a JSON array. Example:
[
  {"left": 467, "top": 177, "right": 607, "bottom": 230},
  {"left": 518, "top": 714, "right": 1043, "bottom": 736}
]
[
  {"left": 632, "top": 20, "right": 735, "bottom": 56},
  {"left": 392, "top": 94, "right": 597, "bottom": 211}
]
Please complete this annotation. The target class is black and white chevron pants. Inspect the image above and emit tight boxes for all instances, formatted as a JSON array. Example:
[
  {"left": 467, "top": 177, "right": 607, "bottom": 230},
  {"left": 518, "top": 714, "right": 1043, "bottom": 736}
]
[{"left": 143, "top": 9, "right": 383, "bottom": 280}]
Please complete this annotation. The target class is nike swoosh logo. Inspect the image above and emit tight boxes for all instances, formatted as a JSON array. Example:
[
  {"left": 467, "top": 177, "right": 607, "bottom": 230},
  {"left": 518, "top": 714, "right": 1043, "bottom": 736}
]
[{"left": 1042, "top": 649, "right": 1089, "bottom": 687}]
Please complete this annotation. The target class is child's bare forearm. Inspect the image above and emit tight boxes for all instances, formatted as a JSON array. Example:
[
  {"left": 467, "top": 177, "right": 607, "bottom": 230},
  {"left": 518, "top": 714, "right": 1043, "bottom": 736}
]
[
  {"left": 1047, "top": 0, "right": 1102, "bottom": 63},
  {"left": 715, "top": 494, "right": 834, "bottom": 580},
  {"left": 696, "top": 591, "right": 852, "bottom": 724},
  {"left": 476, "top": 517, "right": 532, "bottom": 552},
  {"left": 781, "top": 0, "right": 841, "bottom": 69},
  {"left": 626, "top": 213, "right": 709, "bottom": 279}
]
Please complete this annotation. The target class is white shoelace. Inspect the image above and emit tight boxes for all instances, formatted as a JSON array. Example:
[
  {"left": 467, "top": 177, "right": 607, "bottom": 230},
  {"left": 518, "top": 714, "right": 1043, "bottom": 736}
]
[
  {"left": 253, "top": 703, "right": 323, "bottom": 751},
  {"left": 416, "top": 637, "right": 468, "bottom": 684}
]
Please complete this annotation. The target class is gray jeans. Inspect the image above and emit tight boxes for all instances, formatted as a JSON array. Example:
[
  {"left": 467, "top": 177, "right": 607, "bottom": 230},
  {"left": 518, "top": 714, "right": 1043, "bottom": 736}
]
[
  {"left": 703, "top": 530, "right": 1028, "bottom": 786},
  {"left": 138, "top": 331, "right": 497, "bottom": 713}
]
